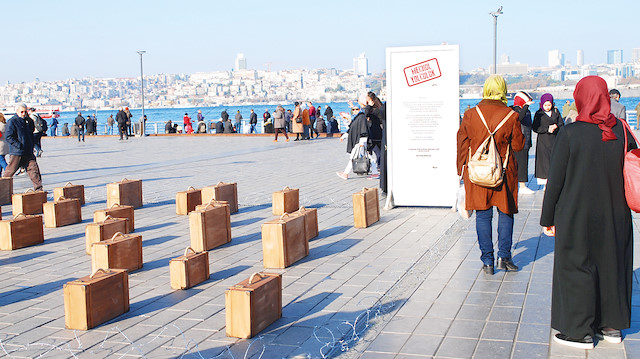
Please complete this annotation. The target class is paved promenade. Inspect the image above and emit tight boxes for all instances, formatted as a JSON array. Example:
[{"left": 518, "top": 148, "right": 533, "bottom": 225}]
[{"left": 0, "top": 134, "right": 639, "bottom": 358}]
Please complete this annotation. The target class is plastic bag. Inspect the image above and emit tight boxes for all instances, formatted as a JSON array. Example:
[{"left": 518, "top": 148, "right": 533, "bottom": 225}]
[{"left": 456, "top": 183, "right": 473, "bottom": 219}]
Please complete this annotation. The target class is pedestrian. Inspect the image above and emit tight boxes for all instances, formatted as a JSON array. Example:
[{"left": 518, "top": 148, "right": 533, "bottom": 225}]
[
  {"left": 197, "top": 109, "right": 204, "bottom": 122},
  {"left": 308, "top": 101, "right": 319, "bottom": 139},
  {"left": 273, "top": 105, "right": 289, "bottom": 142},
  {"left": 124, "top": 107, "right": 133, "bottom": 136},
  {"left": 61, "top": 123, "right": 70, "bottom": 136},
  {"left": 609, "top": 89, "right": 626, "bottom": 121},
  {"left": 324, "top": 105, "right": 334, "bottom": 127},
  {"left": 197, "top": 115, "right": 207, "bottom": 133},
  {"left": 223, "top": 119, "right": 234, "bottom": 133},
  {"left": 215, "top": 118, "right": 224, "bottom": 133},
  {"left": 30, "top": 108, "right": 47, "bottom": 157},
  {"left": 364, "top": 92, "right": 384, "bottom": 176},
  {"left": 221, "top": 109, "right": 229, "bottom": 123},
  {"left": 235, "top": 110, "right": 243, "bottom": 134},
  {"left": 183, "top": 113, "right": 192, "bottom": 133},
  {"left": 532, "top": 93, "right": 563, "bottom": 187},
  {"left": 0, "top": 114, "right": 9, "bottom": 176},
  {"left": 165, "top": 119, "right": 175, "bottom": 134},
  {"left": 116, "top": 107, "right": 128, "bottom": 140},
  {"left": 74, "top": 111, "right": 85, "bottom": 142},
  {"left": 336, "top": 94, "right": 377, "bottom": 180},
  {"left": 86, "top": 115, "right": 96, "bottom": 136},
  {"left": 456, "top": 75, "right": 524, "bottom": 275},
  {"left": 50, "top": 114, "right": 58, "bottom": 136},
  {"left": 285, "top": 109, "right": 293, "bottom": 133},
  {"left": 540, "top": 76, "right": 637, "bottom": 349},
  {"left": 510, "top": 91, "right": 535, "bottom": 194},
  {"left": 249, "top": 109, "right": 258, "bottom": 133},
  {"left": 107, "top": 114, "right": 115, "bottom": 135},
  {"left": 301, "top": 104, "right": 311, "bottom": 140},
  {"left": 3, "top": 104, "right": 44, "bottom": 190},
  {"left": 562, "top": 100, "right": 572, "bottom": 119}
]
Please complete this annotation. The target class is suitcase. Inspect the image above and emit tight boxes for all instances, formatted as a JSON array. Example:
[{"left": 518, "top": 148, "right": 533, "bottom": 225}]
[
  {"left": 85, "top": 216, "right": 129, "bottom": 254},
  {"left": 43, "top": 197, "right": 82, "bottom": 228},
  {"left": 12, "top": 189, "right": 48, "bottom": 216},
  {"left": 261, "top": 213, "right": 308, "bottom": 268},
  {"left": 293, "top": 206, "right": 318, "bottom": 241},
  {"left": 352, "top": 187, "right": 380, "bottom": 228},
  {"left": 0, "top": 177, "right": 12, "bottom": 205},
  {"left": 94, "top": 203, "right": 135, "bottom": 232},
  {"left": 201, "top": 182, "right": 238, "bottom": 214},
  {"left": 0, "top": 213, "right": 44, "bottom": 250},
  {"left": 194, "top": 199, "right": 229, "bottom": 211},
  {"left": 63, "top": 268, "right": 129, "bottom": 330},
  {"left": 169, "top": 247, "right": 210, "bottom": 290},
  {"left": 53, "top": 182, "right": 85, "bottom": 205},
  {"left": 189, "top": 201, "right": 231, "bottom": 252},
  {"left": 225, "top": 272, "right": 282, "bottom": 339},
  {"left": 107, "top": 178, "right": 143, "bottom": 208},
  {"left": 176, "top": 186, "right": 202, "bottom": 215},
  {"left": 91, "top": 232, "right": 143, "bottom": 272},
  {"left": 272, "top": 186, "right": 299, "bottom": 215}
]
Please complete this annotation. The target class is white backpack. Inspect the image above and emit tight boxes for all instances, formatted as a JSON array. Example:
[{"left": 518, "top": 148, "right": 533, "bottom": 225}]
[{"left": 467, "top": 108, "right": 514, "bottom": 188}]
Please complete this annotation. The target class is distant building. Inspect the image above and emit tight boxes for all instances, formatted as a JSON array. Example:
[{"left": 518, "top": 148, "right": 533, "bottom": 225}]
[
  {"left": 548, "top": 50, "right": 564, "bottom": 68},
  {"left": 353, "top": 53, "right": 368, "bottom": 76},
  {"left": 632, "top": 48, "right": 640, "bottom": 62},
  {"left": 577, "top": 50, "right": 584, "bottom": 67},
  {"left": 235, "top": 53, "right": 247, "bottom": 71},
  {"left": 607, "top": 50, "right": 623, "bottom": 64}
]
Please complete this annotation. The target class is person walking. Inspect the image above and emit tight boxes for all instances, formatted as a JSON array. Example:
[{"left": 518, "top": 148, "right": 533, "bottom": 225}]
[
  {"left": 540, "top": 76, "right": 636, "bottom": 349},
  {"left": 532, "top": 93, "right": 563, "bottom": 187},
  {"left": 364, "top": 92, "right": 384, "bottom": 176},
  {"left": 308, "top": 101, "right": 318, "bottom": 139},
  {"left": 273, "top": 105, "right": 289, "bottom": 142},
  {"left": 235, "top": 110, "right": 243, "bottom": 134},
  {"left": 301, "top": 104, "right": 311, "bottom": 140},
  {"left": 609, "top": 89, "right": 626, "bottom": 121},
  {"left": 336, "top": 94, "right": 376, "bottom": 180},
  {"left": 74, "top": 111, "right": 85, "bottom": 142},
  {"left": 49, "top": 114, "right": 58, "bottom": 136},
  {"left": 116, "top": 107, "right": 129, "bottom": 140},
  {"left": 284, "top": 109, "right": 292, "bottom": 133},
  {"left": 107, "top": 114, "right": 115, "bottom": 135},
  {"left": 292, "top": 102, "right": 304, "bottom": 141},
  {"left": 124, "top": 107, "right": 133, "bottom": 136},
  {"left": 0, "top": 114, "right": 9, "bottom": 176},
  {"left": 456, "top": 75, "right": 524, "bottom": 275},
  {"left": 510, "top": 91, "right": 535, "bottom": 194},
  {"left": 249, "top": 109, "right": 258, "bottom": 133},
  {"left": 3, "top": 104, "right": 44, "bottom": 191}
]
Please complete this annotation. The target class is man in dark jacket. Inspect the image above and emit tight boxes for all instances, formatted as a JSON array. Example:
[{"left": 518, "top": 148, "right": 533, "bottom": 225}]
[
  {"left": 223, "top": 119, "right": 234, "bottom": 133},
  {"left": 74, "top": 112, "right": 85, "bottom": 142},
  {"left": 215, "top": 119, "right": 224, "bottom": 134},
  {"left": 249, "top": 109, "right": 258, "bottom": 133},
  {"left": 4, "top": 104, "right": 43, "bottom": 190},
  {"left": 116, "top": 107, "right": 128, "bottom": 140}
]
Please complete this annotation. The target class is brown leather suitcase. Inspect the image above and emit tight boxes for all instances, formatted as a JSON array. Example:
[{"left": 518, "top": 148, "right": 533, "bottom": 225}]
[
  {"left": 201, "top": 182, "right": 238, "bottom": 213},
  {"left": 353, "top": 187, "right": 380, "bottom": 228},
  {"left": 225, "top": 272, "right": 282, "bottom": 339},
  {"left": 293, "top": 206, "right": 318, "bottom": 241},
  {"left": 85, "top": 216, "right": 129, "bottom": 254},
  {"left": 107, "top": 178, "right": 142, "bottom": 208},
  {"left": 0, "top": 177, "right": 12, "bottom": 205},
  {"left": 93, "top": 203, "right": 135, "bottom": 232},
  {"left": 189, "top": 201, "right": 231, "bottom": 252},
  {"left": 12, "top": 189, "right": 48, "bottom": 216},
  {"left": 272, "top": 186, "right": 299, "bottom": 215},
  {"left": 261, "top": 213, "right": 308, "bottom": 268},
  {"left": 53, "top": 182, "right": 85, "bottom": 205},
  {"left": 43, "top": 197, "right": 82, "bottom": 228},
  {"left": 169, "top": 247, "right": 210, "bottom": 290},
  {"left": 63, "top": 268, "right": 129, "bottom": 330},
  {"left": 0, "top": 213, "right": 44, "bottom": 250},
  {"left": 91, "top": 232, "right": 143, "bottom": 272},
  {"left": 176, "top": 186, "right": 202, "bottom": 215}
]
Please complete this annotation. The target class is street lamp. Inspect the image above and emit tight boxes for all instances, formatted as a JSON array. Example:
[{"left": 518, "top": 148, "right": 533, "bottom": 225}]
[
  {"left": 489, "top": 6, "right": 503, "bottom": 75},
  {"left": 137, "top": 50, "right": 146, "bottom": 136}
]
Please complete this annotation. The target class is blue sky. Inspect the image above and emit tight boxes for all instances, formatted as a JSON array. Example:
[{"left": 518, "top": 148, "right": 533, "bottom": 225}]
[{"left": 2, "top": 0, "right": 638, "bottom": 83}]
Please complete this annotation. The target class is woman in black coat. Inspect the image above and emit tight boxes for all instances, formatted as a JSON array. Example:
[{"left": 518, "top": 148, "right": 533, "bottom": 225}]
[
  {"left": 540, "top": 76, "right": 636, "bottom": 349},
  {"left": 511, "top": 91, "right": 534, "bottom": 194},
  {"left": 532, "top": 93, "right": 563, "bottom": 185}
]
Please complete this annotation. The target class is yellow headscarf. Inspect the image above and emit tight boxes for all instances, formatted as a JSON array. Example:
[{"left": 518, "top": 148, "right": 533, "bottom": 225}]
[{"left": 482, "top": 75, "right": 508, "bottom": 105}]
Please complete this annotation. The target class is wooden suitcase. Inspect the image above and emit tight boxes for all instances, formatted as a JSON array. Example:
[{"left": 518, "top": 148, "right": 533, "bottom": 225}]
[
  {"left": 272, "top": 186, "right": 299, "bottom": 215},
  {"left": 201, "top": 182, "right": 238, "bottom": 214},
  {"left": 107, "top": 178, "right": 142, "bottom": 208},
  {"left": 0, "top": 213, "right": 44, "bottom": 250},
  {"left": 12, "top": 189, "right": 48, "bottom": 216},
  {"left": 94, "top": 203, "right": 135, "bottom": 232},
  {"left": 53, "top": 182, "right": 85, "bottom": 205},
  {"left": 0, "top": 177, "right": 12, "bottom": 205},
  {"left": 194, "top": 199, "right": 229, "bottom": 211},
  {"left": 43, "top": 197, "right": 82, "bottom": 228},
  {"left": 225, "top": 272, "right": 282, "bottom": 339},
  {"left": 189, "top": 201, "right": 231, "bottom": 252},
  {"left": 169, "top": 247, "right": 210, "bottom": 290},
  {"left": 176, "top": 186, "right": 202, "bottom": 215},
  {"left": 293, "top": 206, "right": 318, "bottom": 241},
  {"left": 353, "top": 187, "right": 380, "bottom": 228},
  {"left": 91, "top": 232, "right": 143, "bottom": 272},
  {"left": 85, "top": 216, "right": 129, "bottom": 254},
  {"left": 64, "top": 268, "right": 129, "bottom": 330},
  {"left": 261, "top": 213, "right": 308, "bottom": 268}
]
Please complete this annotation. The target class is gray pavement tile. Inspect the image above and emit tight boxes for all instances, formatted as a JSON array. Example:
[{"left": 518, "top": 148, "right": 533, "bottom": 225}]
[
  {"left": 480, "top": 321, "right": 517, "bottom": 341},
  {"left": 489, "top": 306, "right": 522, "bottom": 323},
  {"left": 464, "top": 291, "right": 497, "bottom": 306},
  {"left": 398, "top": 334, "right": 442, "bottom": 356},
  {"left": 472, "top": 339, "right": 512, "bottom": 358},
  {"left": 588, "top": 347, "right": 627, "bottom": 359},
  {"left": 413, "top": 317, "right": 453, "bottom": 336},
  {"left": 434, "top": 336, "right": 477, "bottom": 358},
  {"left": 512, "top": 341, "right": 549, "bottom": 358},
  {"left": 360, "top": 352, "right": 396, "bottom": 358},
  {"left": 495, "top": 292, "right": 525, "bottom": 307},
  {"left": 381, "top": 315, "right": 422, "bottom": 334},
  {"left": 516, "top": 323, "right": 551, "bottom": 344},
  {"left": 365, "top": 332, "right": 410, "bottom": 353},
  {"left": 446, "top": 319, "right": 485, "bottom": 339},
  {"left": 455, "top": 304, "right": 492, "bottom": 321}
]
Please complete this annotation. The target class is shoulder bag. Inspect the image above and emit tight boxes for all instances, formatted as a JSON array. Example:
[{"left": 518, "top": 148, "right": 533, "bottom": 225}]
[
  {"left": 467, "top": 108, "right": 514, "bottom": 188},
  {"left": 622, "top": 120, "right": 640, "bottom": 212}
]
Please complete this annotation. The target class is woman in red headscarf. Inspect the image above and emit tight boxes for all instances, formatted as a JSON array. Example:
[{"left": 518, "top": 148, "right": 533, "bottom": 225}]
[{"left": 540, "top": 76, "right": 637, "bottom": 349}]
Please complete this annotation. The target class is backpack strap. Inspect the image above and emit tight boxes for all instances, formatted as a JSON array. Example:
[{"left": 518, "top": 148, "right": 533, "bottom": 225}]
[{"left": 475, "top": 107, "right": 515, "bottom": 171}]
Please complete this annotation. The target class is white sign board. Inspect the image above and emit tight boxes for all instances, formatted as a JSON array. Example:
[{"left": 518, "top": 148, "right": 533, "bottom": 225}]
[{"left": 386, "top": 45, "right": 459, "bottom": 207}]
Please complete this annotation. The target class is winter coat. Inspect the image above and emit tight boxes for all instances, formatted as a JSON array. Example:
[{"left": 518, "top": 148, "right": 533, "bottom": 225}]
[
  {"left": 346, "top": 112, "right": 370, "bottom": 154},
  {"left": 365, "top": 105, "right": 383, "bottom": 142},
  {"left": 223, "top": 120, "right": 234, "bottom": 133},
  {"left": 324, "top": 106, "right": 334, "bottom": 120},
  {"left": 532, "top": 107, "right": 564, "bottom": 179},
  {"left": 116, "top": 110, "right": 128, "bottom": 125},
  {"left": 250, "top": 112, "right": 258, "bottom": 125},
  {"left": 291, "top": 106, "right": 303, "bottom": 133},
  {"left": 316, "top": 119, "right": 326, "bottom": 133},
  {"left": 4, "top": 114, "right": 35, "bottom": 156},
  {"left": 0, "top": 122, "right": 9, "bottom": 155},
  {"left": 215, "top": 120, "right": 224, "bottom": 133},
  {"left": 75, "top": 115, "right": 85, "bottom": 129},
  {"left": 510, "top": 104, "right": 533, "bottom": 150},
  {"left": 273, "top": 108, "right": 286, "bottom": 129},
  {"left": 302, "top": 109, "right": 310, "bottom": 126}
]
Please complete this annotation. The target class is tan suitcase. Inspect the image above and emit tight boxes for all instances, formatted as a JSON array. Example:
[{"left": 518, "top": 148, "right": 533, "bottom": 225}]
[
  {"left": 85, "top": 216, "right": 129, "bottom": 254},
  {"left": 272, "top": 186, "right": 299, "bottom": 215},
  {"left": 63, "top": 268, "right": 129, "bottom": 330},
  {"left": 225, "top": 272, "right": 282, "bottom": 339},
  {"left": 53, "top": 182, "right": 85, "bottom": 205},
  {"left": 0, "top": 177, "right": 13, "bottom": 205},
  {"left": 12, "top": 189, "right": 48, "bottom": 216},
  {"left": 43, "top": 197, "right": 82, "bottom": 228},
  {"left": 189, "top": 201, "right": 231, "bottom": 252},
  {"left": 261, "top": 213, "right": 308, "bottom": 268},
  {"left": 201, "top": 182, "right": 238, "bottom": 214},
  {"left": 293, "top": 206, "right": 318, "bottom": 241},
  {"left": 94, "top": 203, "right": 135, "bottom": 232},
  {"left": 91, "top": 232, "right": 143, "bottom": 272},
  {"left": 353, "top": 187, "right": 380, "bottom": 228},
  {"left": 169, "top": 247, "right": 210, "bottom": 290},
  {"left": 107, "top": 178, "right": 142, "bottom": 208},
  {"left": 176, "top": 186, "right": 202, "bottom": 215},
  {"left": 0, "top": 213, "right": 44, "bottom": 250}
]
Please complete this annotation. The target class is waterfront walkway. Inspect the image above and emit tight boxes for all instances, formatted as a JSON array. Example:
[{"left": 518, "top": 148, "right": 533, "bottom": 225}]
[{"left": 0, "top": 134, "right": 639, "bottom": 358}]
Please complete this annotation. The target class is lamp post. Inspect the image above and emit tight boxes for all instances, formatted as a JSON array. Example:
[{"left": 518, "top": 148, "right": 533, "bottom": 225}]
[
  {"left": 136, "top": 50, "right": 146, "bottom": 136},
  {"left": 489, "top": 6, "right": 503, "bottom": 74}
]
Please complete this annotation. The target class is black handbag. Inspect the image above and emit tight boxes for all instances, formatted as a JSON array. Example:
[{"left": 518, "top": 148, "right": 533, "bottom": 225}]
[
  {"left": 295, "top": 118, "right": 302, "bottom": 123},
  {"left": 352, "top": 156, "right": 370, "bottom": 175}
]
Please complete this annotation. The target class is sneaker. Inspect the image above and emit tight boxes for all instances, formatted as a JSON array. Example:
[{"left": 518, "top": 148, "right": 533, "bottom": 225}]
[
  {"left": 367, "top": 174, "right": 380, "bottom": 180},
  {"left": 553, "top": 333, "right": 594, "bottom": 350},
  {"left": 519, "top": 186, "right": 535, "bottom": 195},
  {"left": 273, "top": 140, "right": 278, "bottom": 142},
  {"left": 286, "top": 138, "right": 290, "bottom": 142},
  {"left": 596, "top": 328, "right": 622, "bottom": 344},
  {"left": 336, "top": 172, "right": 348, "bottom": 180}
]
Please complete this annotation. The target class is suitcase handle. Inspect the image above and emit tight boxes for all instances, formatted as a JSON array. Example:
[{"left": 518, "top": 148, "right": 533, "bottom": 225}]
[
  {"left": 13, "top": 213, "right": 27, "bottom": 219},
  {"left": 282, "top": 186, "right": 290, "bottom": 190},
  {"left": 110, "top": 232, "right": 125, "bottom": 241},
  {"left": 89, "top": 268, "right": 108, "bottom": 279},
  {"left": 187, "top": 186, "right": 196, "bottom": 191},
  {"left": 102, "top": 215, "right": 115, "bottom": 221},
  {"left": 56, "top": 196, "right": 67, "bottom": 201},
  {"left": 24, "top": 188, "right": 35, "bottom": 193},
  {"left": 64, "top": 182, "right": 74, "bottom": 186},
  {"left": 121, "top": 177, "right": 129, "bottom": 182},
  {"left": 184, "top": 247, "right": 196, "bottom": 256},
  {"left": 108, "top": 203, "right": 122, "bottom": 209},
  {"left": 279, "top": 213, "right": 291, "bottom": 221},
  {"left": 248, "top": 272, "right": 265, "bottom": 285}
]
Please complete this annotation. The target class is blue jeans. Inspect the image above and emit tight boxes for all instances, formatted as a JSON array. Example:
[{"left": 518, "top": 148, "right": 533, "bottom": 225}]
[
  {"left": 78, "top": 128, "right": 85, "bottom": 142},
  {"left": 250, "top": 123, "right": 256, "bottom": 133},
  {"left": 475, "top": 207, "right": 514, "bottom": 265},
  {"left": 107, "top": 125, "right": 113, "bottom": 135},
  {"left": 50, "top": 126, "right": 57, "bottom": 136},
  {"left": 0, "top": 155, "right": 7, "bottom": 175}
]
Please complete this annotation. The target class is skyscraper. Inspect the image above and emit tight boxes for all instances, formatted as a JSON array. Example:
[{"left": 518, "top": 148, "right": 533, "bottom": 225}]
[
  {"left": 548, "top": 50, "right": 564, "bottom": 67},
  {"left": 576, "top": 50, "right": 584, "bottom": 67},
  {"left": 632, "top": 48, "right": 640, "bottom": 62},
  {"left": 353, "top": 53, "right": 368, "bottom": 76},
  {"left": 607, "top": 50, "right": 623, "bottom": 64},
  {"left": 235, "top": 53, "right": 247, "bottom": 71}
]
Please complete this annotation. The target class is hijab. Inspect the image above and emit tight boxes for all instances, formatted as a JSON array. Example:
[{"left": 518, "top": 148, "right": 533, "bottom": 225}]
[
  {"left": 540, "top": 93, "right": 554, "bottom": 110},
  {"left": 573, "top": 76, "right": 618, "bottom": 141},
  {"left": 482, "top": 75, "right": 508, "bottom": 105}
]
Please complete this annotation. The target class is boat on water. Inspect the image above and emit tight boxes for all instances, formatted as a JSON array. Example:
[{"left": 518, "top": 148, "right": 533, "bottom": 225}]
[{"left": 1, "top": 104, "right": 62, "bottom": 119}]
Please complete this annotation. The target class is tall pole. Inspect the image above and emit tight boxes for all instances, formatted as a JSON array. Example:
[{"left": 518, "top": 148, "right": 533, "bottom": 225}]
[
  {"left": 137, "top": 50, "right": 146, "bottom": 136},
  {"left": 490, "top": 7, "right": 503, "bottom": 74}
]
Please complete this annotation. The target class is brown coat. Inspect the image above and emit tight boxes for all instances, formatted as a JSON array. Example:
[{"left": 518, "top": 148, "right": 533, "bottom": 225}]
[
  {"left": 302, "top": 109, "right": 310, "bottom": 125},
  {"left": 456, "top": 99, "right": 524, "bottom": 214},
  {"left": 292, "top": 106, "right": 303, "bottom": 133}
]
